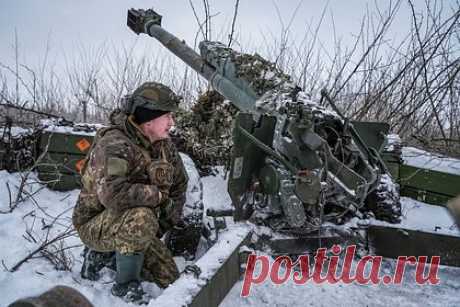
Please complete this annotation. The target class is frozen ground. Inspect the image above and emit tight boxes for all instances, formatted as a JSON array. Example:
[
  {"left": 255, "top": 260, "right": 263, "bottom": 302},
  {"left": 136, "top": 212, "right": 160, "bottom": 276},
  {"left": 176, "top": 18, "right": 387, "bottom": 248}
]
[{"left": 0, "top": 162, "right": 459, "bottom": 306}]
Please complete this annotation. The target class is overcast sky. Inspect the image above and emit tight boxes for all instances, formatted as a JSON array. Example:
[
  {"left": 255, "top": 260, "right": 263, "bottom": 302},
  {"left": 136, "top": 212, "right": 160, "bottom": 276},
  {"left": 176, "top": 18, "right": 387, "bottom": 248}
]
[
  {"left": 1, "top": 0, "right": 456, "bottom": 98},
  {"left": 0, "top": 1, "right": 422, "bottom": 66}
]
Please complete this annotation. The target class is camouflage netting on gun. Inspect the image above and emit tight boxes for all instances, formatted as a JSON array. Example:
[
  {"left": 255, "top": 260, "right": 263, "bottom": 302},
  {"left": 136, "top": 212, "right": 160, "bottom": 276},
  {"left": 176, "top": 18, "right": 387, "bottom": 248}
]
[
  {"left": 172, "top": 90, "right": 238, "bottom": 176},
  {"left": 232, "top": 53, "right": 292, "bottom": 97}
]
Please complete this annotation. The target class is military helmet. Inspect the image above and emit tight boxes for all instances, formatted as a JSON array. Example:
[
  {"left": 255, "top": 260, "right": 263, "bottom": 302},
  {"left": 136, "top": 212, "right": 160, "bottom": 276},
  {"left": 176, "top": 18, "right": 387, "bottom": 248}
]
[{"left": 125, "top": 82, "right": 180, "bottom": 115}]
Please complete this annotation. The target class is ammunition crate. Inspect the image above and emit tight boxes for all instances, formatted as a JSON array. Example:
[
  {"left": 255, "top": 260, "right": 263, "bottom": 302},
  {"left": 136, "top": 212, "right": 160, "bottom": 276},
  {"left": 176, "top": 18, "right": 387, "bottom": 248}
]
[
  {"left": 36, "top": 130, "right": 94, "bottom": 191},
  {"left": 382, "top": 150, "right": 459, "bottom": 206},
  {"left": 39, "top": 131, "right": 93, "bottom": 155},
  {"left": 37, "top": 172, "right": 83, "bottom": 191},
  {"left": 399, "top": 164, "right": 459, "bottom": 206}
]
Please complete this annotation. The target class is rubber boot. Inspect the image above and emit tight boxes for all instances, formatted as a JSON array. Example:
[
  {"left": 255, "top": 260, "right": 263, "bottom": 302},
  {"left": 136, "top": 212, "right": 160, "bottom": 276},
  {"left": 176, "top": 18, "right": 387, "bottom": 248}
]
[{"left": 111, "top": 252, "right": 149, "bottom": 304}]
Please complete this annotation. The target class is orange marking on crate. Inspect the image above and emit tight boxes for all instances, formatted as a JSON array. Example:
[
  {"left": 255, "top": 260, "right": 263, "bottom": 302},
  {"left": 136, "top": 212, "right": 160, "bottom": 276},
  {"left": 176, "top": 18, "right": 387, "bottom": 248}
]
[
  {"left": 75, "top": 159, "right": 86, "bottom": 173},
  {"left": 76, "top": 138, "right": 91, "bottom": 152}
]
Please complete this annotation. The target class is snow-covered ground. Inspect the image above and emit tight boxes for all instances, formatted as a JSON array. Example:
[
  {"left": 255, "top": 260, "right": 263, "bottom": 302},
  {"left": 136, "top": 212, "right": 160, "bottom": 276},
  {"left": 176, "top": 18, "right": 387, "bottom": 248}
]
[
  {"left": 220, "top": 196, "right": 460, "bottom": 307},
  {"left": 0, "top": 154, "right": 210, "bottom": 307},
  {"left": 221, "top": 254, "right": 460, "bottom": 307},
  {"left": 1, "top": 162, "right": 459, "bottom": 306}
]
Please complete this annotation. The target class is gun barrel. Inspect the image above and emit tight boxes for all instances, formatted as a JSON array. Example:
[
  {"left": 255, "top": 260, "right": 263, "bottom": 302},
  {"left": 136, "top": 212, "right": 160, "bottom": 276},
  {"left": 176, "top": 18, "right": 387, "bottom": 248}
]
[
  {"left": 144, "top": 23, "right": 257, "bottom": 112},
  {"left": 145, "top": 24, "right": 214, "bottom": 80}
]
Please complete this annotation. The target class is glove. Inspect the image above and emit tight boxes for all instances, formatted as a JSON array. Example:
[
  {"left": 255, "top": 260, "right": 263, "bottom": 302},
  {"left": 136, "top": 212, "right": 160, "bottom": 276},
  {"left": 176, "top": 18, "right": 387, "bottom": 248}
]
[
  {"left": 166, "top": 223, "right": 203, "bottom": 260},
  {"left": 147, "top": 160, "right": 175, "bottom": 197},
  {"left": 158, "top": 198, "right": 183, "bottom": 234}
]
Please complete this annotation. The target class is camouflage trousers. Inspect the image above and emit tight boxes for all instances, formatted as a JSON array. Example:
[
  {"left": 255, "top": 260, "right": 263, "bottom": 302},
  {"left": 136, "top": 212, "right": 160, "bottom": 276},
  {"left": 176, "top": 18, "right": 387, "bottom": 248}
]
[{"left": 76, "top": 206, "right": 179, "bottom": 288}]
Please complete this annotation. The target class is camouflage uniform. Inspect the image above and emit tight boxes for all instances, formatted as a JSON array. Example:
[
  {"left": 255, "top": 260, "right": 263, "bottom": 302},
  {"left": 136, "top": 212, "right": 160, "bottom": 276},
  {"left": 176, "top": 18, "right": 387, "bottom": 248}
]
[{"left": 72, "top": 110, "right": 188, "bottom": 288}]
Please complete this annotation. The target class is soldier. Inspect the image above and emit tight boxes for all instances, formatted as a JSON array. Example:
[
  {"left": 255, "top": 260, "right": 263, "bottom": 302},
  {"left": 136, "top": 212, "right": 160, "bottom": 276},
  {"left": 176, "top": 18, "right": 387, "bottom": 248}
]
[{"left": 72, "top": 82, "right": 189, "bottom": 303}]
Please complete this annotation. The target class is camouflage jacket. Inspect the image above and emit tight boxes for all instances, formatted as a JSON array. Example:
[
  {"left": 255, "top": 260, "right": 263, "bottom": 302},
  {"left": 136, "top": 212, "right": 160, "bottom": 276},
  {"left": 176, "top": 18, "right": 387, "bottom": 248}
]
[{"left": 72, "top": 110, "right": 188, "bottom": 230}]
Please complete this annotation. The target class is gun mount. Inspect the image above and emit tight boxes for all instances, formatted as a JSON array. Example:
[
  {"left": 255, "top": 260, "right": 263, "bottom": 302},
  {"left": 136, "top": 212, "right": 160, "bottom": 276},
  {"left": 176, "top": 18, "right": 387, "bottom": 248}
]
[{"left": 127, "top": 8, "right": 401, "bottom": 235}]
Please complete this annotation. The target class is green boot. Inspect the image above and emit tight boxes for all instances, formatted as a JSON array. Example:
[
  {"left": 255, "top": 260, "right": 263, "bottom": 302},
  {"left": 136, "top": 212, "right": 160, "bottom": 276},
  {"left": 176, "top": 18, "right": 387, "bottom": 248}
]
[{"left": 111, "top": 252, "right": 149, "bottom": 304}]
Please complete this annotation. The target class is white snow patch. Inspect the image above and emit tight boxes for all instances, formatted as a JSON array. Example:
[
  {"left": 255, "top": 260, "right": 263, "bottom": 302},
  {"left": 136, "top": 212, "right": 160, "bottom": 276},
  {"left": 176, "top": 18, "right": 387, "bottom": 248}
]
[
  {"left": 221, "top": 249, "right": 460, "bottom": 307},
  {"left": 370, "top": 197, "right": 460, "bottom": 236},
  {"left": 384, "top": 134, "right": 402, "bottom": 152},
  {"left": 179, "top": 153, "right": 204, "bottom": 221},
  {"left": 0, "top": 126, "right": 33, "bottom": 137},
  {"left": 402, "top": 147, "right": 460, "bottom": 176},
  {"left": 201, "top": 166, "right": 233, "bottom": 212},
  {"left": 39, "top": 119, "right": 103, "bottom": 136}
]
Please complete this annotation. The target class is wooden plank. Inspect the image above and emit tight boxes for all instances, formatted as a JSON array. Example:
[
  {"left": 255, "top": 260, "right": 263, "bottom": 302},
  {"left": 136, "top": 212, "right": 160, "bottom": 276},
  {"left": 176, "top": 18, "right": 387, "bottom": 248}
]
[{"left": 368, "top": 225, "right": 460, "bottom": 267}]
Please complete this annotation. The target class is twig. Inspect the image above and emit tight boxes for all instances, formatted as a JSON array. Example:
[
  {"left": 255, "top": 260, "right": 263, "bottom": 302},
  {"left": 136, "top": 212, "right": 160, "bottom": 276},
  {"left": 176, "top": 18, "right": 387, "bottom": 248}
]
[
  {"left": 0, "top": 182, "right": 13, "bottom": 214},
  {"left": 8, "top": 227, "right": 75, "bottom": 272},
  {"left": 2, "top": 260, "right": 10, "bottom": 271},
  {"left": 228, "top": 0, "right": 240, "bottom": 47},
  {"left": 189, "top": 0, "right": 206, "bottom": 40}
]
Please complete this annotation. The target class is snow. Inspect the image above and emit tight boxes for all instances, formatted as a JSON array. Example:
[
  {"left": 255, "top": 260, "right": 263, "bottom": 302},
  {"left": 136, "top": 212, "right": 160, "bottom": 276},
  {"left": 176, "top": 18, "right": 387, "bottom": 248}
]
[
  {"left": 220, "top": 196, "right": 460, "bottom": 307},
  {"left": 1, "top": 161, "right": 460, "bottom": 306},
  {"left": 384, "top": 134, "right": 402, "bottom": 152},
  {"left": 39, "top": 119, "right": 102, "bottom": 136},
  {"left": 402, "top": 146, "right": 460, "bottom": 176},
  {"left": 0, "top": 126, "right": 33, "bottom": 137},
  {"left": 220, "top": 250, "right": 460, "bottom": 307},
  {"left": 0, "top": 170, "right": 85, "bottom": 305},
  {"left": 370, "top": 197, "right": 460, "bottom": 236},
  {"left": 179, "top": 153, "right": 204, "bottom": 221},
  {"left": 201, "top": 166, "right": 233, "bottom": 212},
  {"left": 0, "top": 154, "right": 211, "bottom": 307},
  {"left": 41, "top": 125, "right": 98, "bottom": 137}
]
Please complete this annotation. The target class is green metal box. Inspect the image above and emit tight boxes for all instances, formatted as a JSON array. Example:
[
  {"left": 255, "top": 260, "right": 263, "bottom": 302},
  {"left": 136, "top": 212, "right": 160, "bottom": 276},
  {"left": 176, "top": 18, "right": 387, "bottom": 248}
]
[
  {"left": 399, "top": 164, "right": 459, "bottom": 206},
  {"left": 39, "top": 131, "right": 93, "bottom": 155},
  {"left": 36, "top": 130, "right": 94, "bottom": 191}
]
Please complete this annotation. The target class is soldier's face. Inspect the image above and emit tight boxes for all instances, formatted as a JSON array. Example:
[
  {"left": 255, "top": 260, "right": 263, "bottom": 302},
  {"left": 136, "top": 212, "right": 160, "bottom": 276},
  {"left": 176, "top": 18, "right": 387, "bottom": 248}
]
[{"left": 141, "top": 112, "right": 175, "bottom": 142}]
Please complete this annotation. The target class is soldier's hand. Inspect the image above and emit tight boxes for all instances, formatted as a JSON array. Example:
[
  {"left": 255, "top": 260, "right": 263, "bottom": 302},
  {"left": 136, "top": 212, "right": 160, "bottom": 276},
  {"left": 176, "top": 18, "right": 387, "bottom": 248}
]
[
  {"left": 158, "top": 198, "right": 182, "bottom": 231},
  {"left": 161, "top": 198, "right": 175, "bottom": 216},
  {"left": 147, "top": 160, "right": 175, "bottom": 192}
]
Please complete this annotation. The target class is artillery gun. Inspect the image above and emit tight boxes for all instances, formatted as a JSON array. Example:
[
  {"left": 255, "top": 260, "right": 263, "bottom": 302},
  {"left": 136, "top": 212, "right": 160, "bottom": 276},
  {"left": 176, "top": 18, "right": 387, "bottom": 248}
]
[
  {"left": 127, "top": 8, "right": 401, "bottom": 236},
  {"left": 2, "top": 9, "right": 459, "bottom": 307}
]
